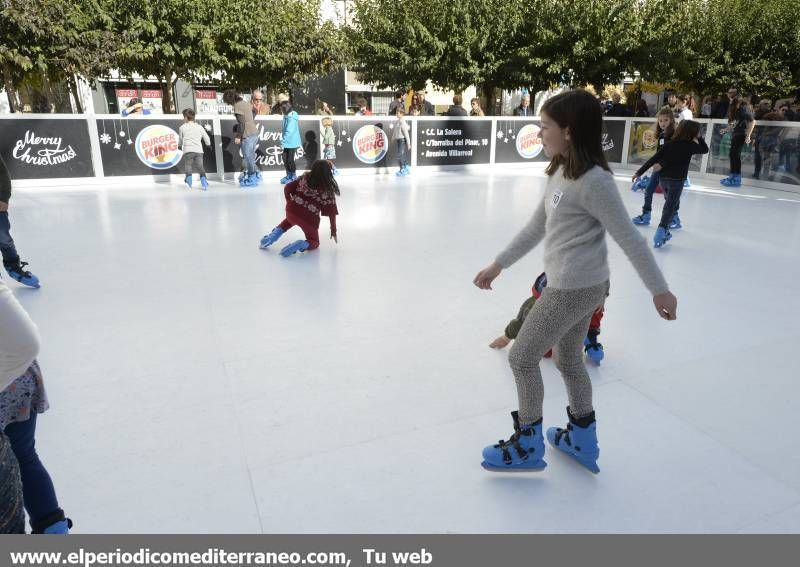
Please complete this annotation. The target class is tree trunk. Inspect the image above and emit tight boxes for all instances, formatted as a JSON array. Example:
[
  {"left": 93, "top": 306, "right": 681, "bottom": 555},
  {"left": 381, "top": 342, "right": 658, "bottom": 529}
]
[
  {"left": 69, "top": 74, "right": 84, "bottom": 114},
  {"left": 160, "top": 71, "right": 175, "bottom": 114},
  {"left": 2, "top": 64, "right": 19, "bottom": 113},
  {"left": 480, "top": 83, "right": 496, "bottom": 116}
]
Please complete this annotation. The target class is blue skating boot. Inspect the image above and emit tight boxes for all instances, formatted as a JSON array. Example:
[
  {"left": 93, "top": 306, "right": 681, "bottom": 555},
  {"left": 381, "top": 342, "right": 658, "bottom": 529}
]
[
  {"left": 583, "top": 330, "right": 604, "bottom": 365},
  {"left": 547, "top": 407, "right": 600, "bottom": 474},
  {"left": 184, "top": 175, "right": 192, "bottom": 188},
  {"left": 402, "top": 165, "right": 411, "bottom": 176},
  {"left": 332, "top": 166, "right": 340, "bottom": 177},
  {"left": 720, "top": 174, "right": 741, "bottom": 187},
  {"left": 255, "top": 171, "right": 263, "bottom": 182},
  {"left": 632, "top": 211, "right": 651, "bottom": 226},
  {"left": 280, "top": 239, "right": 310, "bottom": 257},
  {"left": 669, "top": 212, "right": 682, "bottom": 230},
  {"left": 32, "top": 510, "right": 72, "bottom": 534},
  {"left": 259, "top": 227, "right": 285, "bottom": 249},
  {"left": 653, "top": 226, "right": 672, "bottom": 248},
  {"left": 6, "top": 261, "right": 40, "bottom": 288},
  {"left": 280, "top": 173, "right": 292, "bottom": 184},
  {"left": 239, "top": 173, "right": 252, "bottom": 187},
  {"left": 631, "top": 175, "right": 649, "bottom": 192},
  {"left": 288, "top": 172, "right": 298, "bottom": 182},
  {"left": 200, "top": 175, "right": 209, "bottom": 191},
  {"left": 481, "top": 411, "right": 547, "bottom": 472},
  {"left": 683, "top": 178, "right": 691, "bottom": 188}
]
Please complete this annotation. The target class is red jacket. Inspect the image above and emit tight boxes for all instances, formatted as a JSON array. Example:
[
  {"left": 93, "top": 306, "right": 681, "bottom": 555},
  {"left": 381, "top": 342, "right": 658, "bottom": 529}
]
[{"left": 284, "top": 176, "right": 339, "bottom": 236}]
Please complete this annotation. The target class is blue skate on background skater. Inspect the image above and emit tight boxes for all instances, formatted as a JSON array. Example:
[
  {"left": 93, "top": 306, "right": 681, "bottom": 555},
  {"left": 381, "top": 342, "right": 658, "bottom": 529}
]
[
  {"left": 547, "top": 407, "right": 600, "bottom": 474},
  {"left": 6, "top": 261, "right": 40, "bottom": 288},
  {"left": 481, "top": 411, "right": 547, "bottom": 472},
  {"left": 584, "top": 330, "right": 604, "bottom": 364},
  {"left": 631, "top": 175, "right": 650, "bottom": 192}
]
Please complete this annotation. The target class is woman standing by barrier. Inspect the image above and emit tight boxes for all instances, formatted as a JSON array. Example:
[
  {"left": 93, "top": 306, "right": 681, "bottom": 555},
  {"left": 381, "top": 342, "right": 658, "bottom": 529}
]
[{"left": 720, "top": 94, "right": 755, "bottom": 187}]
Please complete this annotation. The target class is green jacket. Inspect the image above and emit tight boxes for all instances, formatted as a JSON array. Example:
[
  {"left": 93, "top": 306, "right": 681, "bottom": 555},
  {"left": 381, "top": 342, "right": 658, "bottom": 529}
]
[
  {"left": 322, "top": 126, "right": 336, "bottom": 146},
  {"left": 504, "top": 295, "right": 537, "bottom": 340}
]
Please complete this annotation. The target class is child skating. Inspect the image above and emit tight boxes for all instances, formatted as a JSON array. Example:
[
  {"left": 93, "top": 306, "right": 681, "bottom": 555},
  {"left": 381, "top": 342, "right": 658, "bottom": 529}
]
[
  {"left": 392, "top": 108, "right": 412, "bottom": 176},
  {"left": 279, "top": 94, "right": 301, "bottom": 184},
  {"left": 474, "top": 89, "right": 677, "bottom": 474},
  {"left": 259, "top": 160, "right": 339, "bottom": 257},
  {"left": 321, "top": 117, "right": 338, "bottom": 175},
  {"left": 489, "top": 272, "right": 607, "bottom": 365},
  {"left": 0, "top": 156, "right": 39, "bottom": 288},
  {"left": 178, "top": 109, "right": 211, "bottom": 190},
  {"left": 632, "top": 120, "right": 708, "bottom": 248},
  {"left": 631, "top": 107, "right": 679, "bottom": 229}
]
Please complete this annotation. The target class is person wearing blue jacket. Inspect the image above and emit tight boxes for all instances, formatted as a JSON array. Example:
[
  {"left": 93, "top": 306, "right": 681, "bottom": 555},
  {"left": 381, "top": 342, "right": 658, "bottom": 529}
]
[{"left": 279, "top": 94, "right": 302, "bottom": 184}]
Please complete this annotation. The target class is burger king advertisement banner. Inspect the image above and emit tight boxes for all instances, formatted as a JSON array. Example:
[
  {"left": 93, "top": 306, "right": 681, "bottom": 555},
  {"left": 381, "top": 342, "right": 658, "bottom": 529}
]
[
  {"left": 327, "top": 119, "right": 391, "bottom": 169},
  {"left": 96, "top": 118, "right": 217, "bottom": 176},
  {"left": 494, "top": 119, "right": 548, "bottom": 163}
]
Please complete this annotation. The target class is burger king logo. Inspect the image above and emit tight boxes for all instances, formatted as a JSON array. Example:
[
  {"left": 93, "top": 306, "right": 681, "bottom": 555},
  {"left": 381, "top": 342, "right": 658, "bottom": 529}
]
[
  {"left": 352, "top": 125, "right": 388, "bottom": 164},
  {"left": 135, "top": 125, "right": 183, "bottom": 170},
  {"left": 515, "top": 124, "right": 544, "bottom": 159}
]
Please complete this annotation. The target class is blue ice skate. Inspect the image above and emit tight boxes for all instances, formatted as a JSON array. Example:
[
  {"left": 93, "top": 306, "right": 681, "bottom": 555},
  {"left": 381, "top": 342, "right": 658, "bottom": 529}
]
[
  {"left": 632, "top": 212, "right": 651, "bottom": 226},
  {"left": 669, "top": 212, "right": 682, "bottom": 230},
  {"left": 200, "top": 175, "right": 209, "bottom": 190},
  {"left": 184, "top": 175, "right": 192, "bottom": 188},
  {"left": 280, "top": 239, "right": 310, "bottom": 257},
  {"left": 631, "top": 175, "right": 650, "bottom": 192},
  {"left": 259, "top": 227, "right": 285, "bottom": 249},
  {"left": 720, "top": 174, "right": 741, "bottom": 187},
  {"left": 546, "top": 407, "right": 600, "bottom": 474},
  {"left": 653, "top": 226, "right": 672, "bottom": 248},
  {"left": 6, "top": 261, "right": 40, "bottom": 288},
  {"left": 584, "top": 333, "right": 604, "bottom": 365},
  {"left": 481, "top": 411, "right": 547, "bottom": 472}
]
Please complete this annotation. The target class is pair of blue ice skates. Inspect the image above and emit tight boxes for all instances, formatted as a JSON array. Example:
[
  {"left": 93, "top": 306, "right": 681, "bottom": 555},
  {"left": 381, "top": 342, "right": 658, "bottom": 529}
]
[
  {"left": 481, "top": 407, "right": 600, "bottom": 474},
  {"left": 239, "top": 171, "right": 263, "bottom": 187},
  {"left": 184, "top": 175, "right": 209, "bottom": 190},
  {"left": 396, "top": 165, "right": 410, "bottom": 177},
  {"left": 720, "top": 173, "right": 742, "bottom": 187},
  {"left": 259, "top": 227, "right": 310, "bottom": 257},
  {"left": 279, "top": 172, "right": 298, "bottom": 185}
]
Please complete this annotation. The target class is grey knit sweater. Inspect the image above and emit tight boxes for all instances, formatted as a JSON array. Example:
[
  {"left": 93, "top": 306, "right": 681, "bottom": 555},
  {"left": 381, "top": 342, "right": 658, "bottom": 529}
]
[{"left": 496, "top": 165, "right": 669, "bottom": 295}]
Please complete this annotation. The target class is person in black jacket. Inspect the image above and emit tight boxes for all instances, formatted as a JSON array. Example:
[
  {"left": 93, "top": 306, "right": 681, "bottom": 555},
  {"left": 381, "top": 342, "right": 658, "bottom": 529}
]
[
  {"left": 444, "top": 94, "right": 468, "bottom": 116},
  {"left": 632, "top": 120, "right": 708, "bottom": 248},
  {"left": 606, "top": 93, "right": 631, "bottom": 117},
  {"left": 513, "top": 93, "right": 533, "bottom": 116}
]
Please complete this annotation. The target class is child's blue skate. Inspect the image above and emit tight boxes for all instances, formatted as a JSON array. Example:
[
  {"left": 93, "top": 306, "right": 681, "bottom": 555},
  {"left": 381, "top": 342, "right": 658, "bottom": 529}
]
[
  {"left": 669, "top": 212, "right": 682, "bottom": 230},
  {"left": 32, "top": 510, "right": 71, "bottom": 534},
  {"left": 584, "top": 332, "right": 604, "bottom": 365},
  {"left": 200, "top": 175, "right": 209, "bottom": 191},
  {"left": 632, "top": 211, "right": 651, "bottom": 226},
  {"left": 653, "top": 226, "right": 672, "bottom": 248},
  {"left": 402, "top": 165, "right": 411, "bottom": 176},
  {"left": 720, "top": 174, "right": 741, "bottom": 187},
  {"left": 6, "top": 261, "right": 40, "bottom": 288},
  {"left": 481, "top": 411, "right": 547, "bottom": 472},
  {"left": 184, "top": 174, "right": 192, "bottom": 188},
  {"left": 683, "top": 178, "right": 691, "bottom": 188},
  {"left": 239, "top": 173, "right": 255, "bottom": 187},
  {"left": 280, "top": 239, "right": 310, "bottom": 257},
  {"left": 259, "top": 227, "right": 285, "bottom": 249},
  {"left": 332, "top": 166, "right": 340, "bottom": 177},
  {"left": 546, "top": 407, "right": 600, "bottom": 474},
  {"left": 631, "top": 175, "right": 649, "bottom": 192}
]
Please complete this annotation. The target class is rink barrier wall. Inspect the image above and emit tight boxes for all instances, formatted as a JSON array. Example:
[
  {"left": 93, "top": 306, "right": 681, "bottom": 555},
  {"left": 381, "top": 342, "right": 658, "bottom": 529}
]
[{"left": 1, "top": 114, "right": 799, "bottom": 194}]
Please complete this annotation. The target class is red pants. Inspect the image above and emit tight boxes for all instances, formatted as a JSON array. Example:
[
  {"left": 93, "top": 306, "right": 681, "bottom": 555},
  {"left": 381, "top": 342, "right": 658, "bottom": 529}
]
[
  {"left": 544, "top": 305, "right": 604, "bottom": 358},
  {"left": 278, "top": 212, "right": 320, "bottom": 250}
]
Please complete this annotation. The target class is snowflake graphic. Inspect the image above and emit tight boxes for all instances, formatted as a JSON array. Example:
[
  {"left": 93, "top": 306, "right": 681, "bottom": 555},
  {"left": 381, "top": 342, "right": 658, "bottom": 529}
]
[
  {"left": 113, "top": 142, "right": 121, "bottom": 150},
  {"left": 127, "top": 139, "right": 133, "bottom": 145},
  {"left": 346, "top": 138, "right": 351, "bottom": 142},
  {"left": 337, "top": 141, "right": 343, "bottom": 146},
  {"left": 204, "top": 124, "right": 212, "bottom": 131},
  {"left": 341, "top": 130, "right": 347, "bottom": 135},
  {"left": 508, "top": 128, "right": 513, "bottom": 133},
  {"left": 119, "top": 131, "right": 126, "bottom": 138},
  {"left": 496, "top": 131, "right": 505, "bottom": 139},
  {"left": 100, "top": 133, "right": 111, "bottom": 144}
]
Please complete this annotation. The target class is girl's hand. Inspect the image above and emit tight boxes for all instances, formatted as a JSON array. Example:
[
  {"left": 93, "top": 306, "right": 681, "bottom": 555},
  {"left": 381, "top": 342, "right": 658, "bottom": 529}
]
[
  {"left": 653, "top": 163, "right": 663, "bottom": 172},
  {"left": 631, "top": 174, "right": 638, "bottom": 183},
  {"left": 489, "top": 335, "right": 511, "bottom": 349},
  {"left": 0, "top": 201, "right": 8, "bottom": 212},
  {"left": 474, "top": 261, "right": 502, "bottom": 290},
  {"left": 653, "top": 291, "right": 678, "bottom": 321}
]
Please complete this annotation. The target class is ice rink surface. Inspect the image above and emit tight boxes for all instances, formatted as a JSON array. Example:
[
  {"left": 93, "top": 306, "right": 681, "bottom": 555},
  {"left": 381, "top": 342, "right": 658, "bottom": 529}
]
[{"left": 8, "top": 167, "right": 800, "bottom": 533}]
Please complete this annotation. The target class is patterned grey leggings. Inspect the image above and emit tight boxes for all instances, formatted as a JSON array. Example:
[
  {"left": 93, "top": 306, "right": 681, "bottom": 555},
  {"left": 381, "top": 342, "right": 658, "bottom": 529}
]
[{"left": 508, "top": 280, "right": 610, "bottom": 425}]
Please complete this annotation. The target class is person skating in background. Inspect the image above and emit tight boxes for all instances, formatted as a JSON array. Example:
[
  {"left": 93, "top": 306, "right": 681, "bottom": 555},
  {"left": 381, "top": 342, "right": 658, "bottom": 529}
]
[
  {"left": 632, "top": 120, "right": 708, "bottom": 248},
  {"left": 259, "top": 160, "right": 340, "bottom": 257},
  {"left": 393, "top": 108, "right": 412, "bottom": 177},
  {"left": 321, "top": 117, "right": 338, "bottom": 176},
  {"left": 720, "top": 94, "right": 755, "bottom": 188},
  {"left": 632, "top": 107, "right": 678, "bottom": 229},
  {"left": 0, "top": 156, "right": 40, "bottom": 288},
  {"left": 224, "top": 89, "right": 261, "bottom": 187},
  {"left": 388, "top": 91, "right": 405, "bottom": 116},
  {"left": 279, "top": 94, "right": 301, "bottom": 184},
  {"left": 178, "top": 109, "right": 211, "bottom": 190}
]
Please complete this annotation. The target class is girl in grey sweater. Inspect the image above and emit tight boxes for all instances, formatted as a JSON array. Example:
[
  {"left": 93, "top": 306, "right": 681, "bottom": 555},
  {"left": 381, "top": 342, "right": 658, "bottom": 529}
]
[{"left": 474, "top": 90, "right": 678, "bottom": 474}]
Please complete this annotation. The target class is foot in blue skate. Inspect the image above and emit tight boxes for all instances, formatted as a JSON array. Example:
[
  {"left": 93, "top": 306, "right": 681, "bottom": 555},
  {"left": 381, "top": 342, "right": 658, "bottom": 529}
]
[
  {"left": 481, "top": 411, "right": 547, "bottom": 472},
  {"left": 631, "top": 175, "right": 649, "bottom": 192},
  {"left": 720, "top": 174, "right": 741, "bottom": 187},
  {"left": 546, "top": 407, "right": 600, "bottom": 474},
  {"left": 200, "top": 176, "right": 209, "bottom": 190},
  {"left": 332, "top": 167, "right": 339, "bottom": 177},
  {"left": 259, "top": 227, "right": 285, "bottom": 249},
  {"left": 280, "top": 174, "right": 293, "bottom": 184},
  {"left": 239, "top": 173, "right": 254, "bottom": 187},
  {"left": 669, "top": 213, "right": 682, "bottom": 230},
  {"left": 683, "top": 178, "right": 691, "bottom": 188},
  {"left": 653, "top": 226, "right": 672, "bottom": 248},
  {"left": 280, "top": 239, "right": 310, "bottom": 257},
  {"left": 632, "top": 212, "right": 651, "bottom": 226},
  {"left": 584, "top": 335, "right": 604, "bottom": 365},
  {"left": 6, "top": 262, "right": 40, "bottom": 288},
  {"left": 184, "top": 175, "right": 192, "bottom": 188}
]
